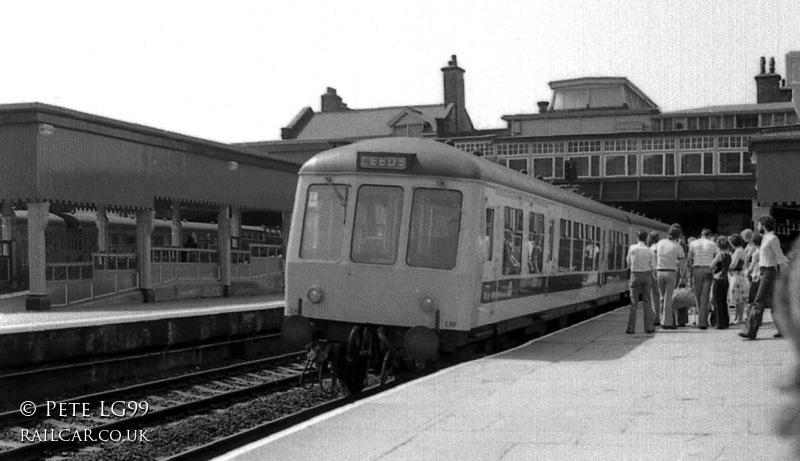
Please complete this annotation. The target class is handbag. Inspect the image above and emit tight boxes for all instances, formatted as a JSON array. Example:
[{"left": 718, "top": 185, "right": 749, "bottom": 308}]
[{"left": 672, "top": 285, "right": 696, "bottom": 311}]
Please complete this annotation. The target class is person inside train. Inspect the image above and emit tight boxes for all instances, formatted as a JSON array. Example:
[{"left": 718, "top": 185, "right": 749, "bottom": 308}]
[{"left": 503, "top": 230, "right": 521, "bottom": 275}]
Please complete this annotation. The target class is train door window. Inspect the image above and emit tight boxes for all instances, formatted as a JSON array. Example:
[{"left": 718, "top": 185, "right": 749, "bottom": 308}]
[
  {"left": 558, "top": 219, "right": 572, "bottom": 271},
  {"left": 607, "top": 231, "right": 617, "bottom": 270},
  {"left": 502, "top": 207, "right": 523, "bottom": 275},
  {"left": 300, "top": 184, "right": 349, "bottom": 261},
  {"left": 527, "top": 212, "right": 545, "bottom": 274},
  {"left": 407, "top": 189, "right": 462, "bottom": 270},
  {"left": 547, "top": 219, "right": 555, "bottom": 263},
  {"left": 485, "top": 208, "right": 494, "bottom": 261},
  {"left": 583, "top": 224, "right": 599, "bottom": 271},
  {"left": 593, "top": 227, "right": 602, "bottom": 270},
  {"left": 351, "top": 185, "right": 404, "bottom": 265},
  {"left": 571, "top": 222, "right": 584, "bottom": 271}
]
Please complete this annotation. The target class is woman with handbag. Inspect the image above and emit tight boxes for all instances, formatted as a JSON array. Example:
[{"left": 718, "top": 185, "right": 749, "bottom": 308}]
[
  {"left": 710, "top": 236, "right": 732, "bottom": 329},
  {"left": 728, "top": 234, "right": 750, "bottom": 325}
]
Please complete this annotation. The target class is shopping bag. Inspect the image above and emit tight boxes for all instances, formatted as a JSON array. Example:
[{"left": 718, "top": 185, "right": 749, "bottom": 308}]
[{"left": 672, "top": 286, "right": 696, "bottom": 311}]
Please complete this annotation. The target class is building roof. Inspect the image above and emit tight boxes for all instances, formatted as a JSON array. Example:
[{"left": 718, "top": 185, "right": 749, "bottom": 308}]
[
  {"left": 0, "top": 103, "right": 299, "bottom": 212},
  {"left": 662, "top": 101, "right": 795, "bottom": 116},
  {"left": 289, "top": 104, "right": 453, "bottom": 141}
]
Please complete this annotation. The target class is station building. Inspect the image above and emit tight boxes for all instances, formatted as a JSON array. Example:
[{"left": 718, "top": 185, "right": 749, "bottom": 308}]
[
  {"left": 462, "top": 55, "right": 797, "bottom": 237},
  {"left": 0, "top": 104, "right": 298, "bottom": 310},
  {"left": 246, "top": 54, "right": 800, "bottom": 239}
]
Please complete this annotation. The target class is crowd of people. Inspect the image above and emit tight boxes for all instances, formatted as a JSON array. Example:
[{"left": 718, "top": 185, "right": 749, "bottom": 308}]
[{"left": 625, "top": 215, "right": 790, "bottom": 339}]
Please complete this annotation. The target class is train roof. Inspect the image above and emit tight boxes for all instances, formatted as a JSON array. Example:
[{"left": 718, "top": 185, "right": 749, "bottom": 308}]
[{"left": 300, "top": 137, "right": 669, "bottom": 231}]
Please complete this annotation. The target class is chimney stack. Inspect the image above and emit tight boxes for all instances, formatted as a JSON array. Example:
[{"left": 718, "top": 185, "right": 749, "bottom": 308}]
[
  {"left": 442, "top": 55, "right": 471, "bottom": 133},
  {"left": 321, "top": 87, "right": 349, "bottom": 113},
  {"left": 755, "top": 56, "right": 782, "bottom": 103},
  {"left": 537, "top": 101, "right": 549, "bottom": 113}
]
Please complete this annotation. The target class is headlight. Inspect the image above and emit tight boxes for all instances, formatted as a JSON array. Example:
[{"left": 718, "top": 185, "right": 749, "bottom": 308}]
[
  {"left": 307, "top": 286, "right": 323, "bottom": 303},
  {"left": 418, "top": 295, "right": 437, "bottom": 312}
]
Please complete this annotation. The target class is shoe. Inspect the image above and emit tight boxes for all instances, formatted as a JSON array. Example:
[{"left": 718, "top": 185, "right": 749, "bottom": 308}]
[
  {"left": 699, "top": 326, "right": 707, "bottom": 330},
  {"left": 739, "top": 332, "right": 755, "bottom": 340},
  {"left": 774, "top": 333, "right": 783, "bottom": 338},
  {"left": 646, "top": 330, "right": 655, "bottom": 334},
  {"left": 626, "top": 330, "right": 635, "bottom": 334},
  {"left": 662, "top": 325, "right": 677, "bottom": 330},
  {"left": 655, "top": 322, "right": 661, "bottom": 326}
]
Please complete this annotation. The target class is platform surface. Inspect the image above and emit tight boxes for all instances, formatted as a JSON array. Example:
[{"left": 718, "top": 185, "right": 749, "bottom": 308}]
[
  {"left": 219, "top": 307, "right": 797, "bottom": 461},
  {"left": 0, "top": 293, "right": 284, "bottom": 334}
]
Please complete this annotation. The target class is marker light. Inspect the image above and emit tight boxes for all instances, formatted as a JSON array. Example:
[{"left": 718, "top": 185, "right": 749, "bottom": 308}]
[
  {"left": 418, "top": 295, "right": 437, "bottom": 312},
  {"left": 307, "top": 287, "right": 323, "bottom": 303}
]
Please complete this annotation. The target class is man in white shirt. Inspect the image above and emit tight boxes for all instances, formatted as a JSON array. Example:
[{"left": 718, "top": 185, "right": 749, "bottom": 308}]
[
  {"left": 656, "top": 226, "right": 686, "bottom": 329},
  {"left": 740, "top": 215, "right": 789, "bottom": 340},
  {"left": 688, "top": 229, "right": 718, "bottom": 329},
  {"left": 626, "top": 230, "right": 655, "bottom": 334}
]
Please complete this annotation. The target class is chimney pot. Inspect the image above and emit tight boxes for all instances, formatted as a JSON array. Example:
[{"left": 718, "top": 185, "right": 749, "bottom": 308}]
[
  {"left": 760, "top": 56, "right": 766, "bottom": 74},
  {"left": 537, "top": 101, "right": 549, "bottom": 113},
  {"left": 770, "top": 57, "right": 776, "bottom": 74}
]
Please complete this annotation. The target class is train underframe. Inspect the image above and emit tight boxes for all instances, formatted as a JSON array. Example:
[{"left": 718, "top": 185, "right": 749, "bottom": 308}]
[{"left": 283, "top": 292, "right": 626, "bottom": 393}]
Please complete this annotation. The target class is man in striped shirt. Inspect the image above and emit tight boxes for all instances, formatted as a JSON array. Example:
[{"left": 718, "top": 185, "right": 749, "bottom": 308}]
[
  {"left": 688, "top": 229, "right": 718, "bottom": 329},
  {"left": 740, "top": 215, "right": 789, "bottom": 340}
]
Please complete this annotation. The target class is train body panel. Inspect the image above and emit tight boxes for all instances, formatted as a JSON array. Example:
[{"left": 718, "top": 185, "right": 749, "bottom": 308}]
[{"left": 283, "top": 137, "right": 670, "bottom": 362}]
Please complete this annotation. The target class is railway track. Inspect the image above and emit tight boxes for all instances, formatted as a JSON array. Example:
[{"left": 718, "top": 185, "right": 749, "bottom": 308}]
[
  {"left": 0, "top": 351, "right": 308, "bottom": 461},
  {"left": 0, "top": 331, "right": 288, "bottom": 411}
]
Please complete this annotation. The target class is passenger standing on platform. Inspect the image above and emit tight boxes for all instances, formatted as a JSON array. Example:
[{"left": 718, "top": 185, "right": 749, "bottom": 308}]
[
  {"left": 745, "top": 233, "right": 763, "bottom": 304},
  {"left": 626, "top": 230, "right": 655, "bottom": 334},
  {"left": 688, "top": 229, "right": 718, "bottom": 330},
  {"left": 710, "top": 237, "right": 732, "bottom": 329},
  {"left": 728, "top": 234, "right": 750, "bottom": 325},
  {"left": 656, "top": 226, "right": 685, "bottom": 330},
  {"left": 647, "top": 231, "right": 662, "bottom": 325},
  {"left": 740, "top": 215, "right": 789, "bottom": 340}
]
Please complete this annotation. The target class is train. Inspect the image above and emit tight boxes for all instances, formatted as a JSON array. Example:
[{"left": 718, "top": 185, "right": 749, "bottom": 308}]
[{"left": 281, "top": 137, "right": 670, "bottom": 392}]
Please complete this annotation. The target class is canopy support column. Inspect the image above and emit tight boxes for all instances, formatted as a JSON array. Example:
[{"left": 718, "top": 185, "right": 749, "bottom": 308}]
[
  {"left": 218, "top": 205, "right": 232, "bottom": 297},
  {"left": 26, "top": 201, "right": 50, "bottom": 311},
  {"left": 96, "top": 205, "right": 108, "bottom": 252},
  {"left": 171, "top": 199, "right": 181, "bottom": 247},
  {"left": 137, "top": 210, "right": 155, "bottom": 303}
]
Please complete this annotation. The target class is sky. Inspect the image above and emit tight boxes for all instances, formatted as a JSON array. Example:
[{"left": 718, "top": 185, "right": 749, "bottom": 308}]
[{"left": 2, "top": 0, "right": 800, "bottom": 144}]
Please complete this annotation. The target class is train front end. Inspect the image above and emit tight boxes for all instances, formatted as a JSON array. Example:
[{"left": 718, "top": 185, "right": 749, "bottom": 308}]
[{"left": 281, "top": 139, "right": 480, "bottom": 390}]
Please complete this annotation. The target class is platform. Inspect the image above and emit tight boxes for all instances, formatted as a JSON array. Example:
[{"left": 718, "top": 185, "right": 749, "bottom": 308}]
[
  {"left": 220, "top": 307, "right": 796, "bottom": 461},
  {"left": 0, "top": 294, "right": 284, "bottom": 369}
]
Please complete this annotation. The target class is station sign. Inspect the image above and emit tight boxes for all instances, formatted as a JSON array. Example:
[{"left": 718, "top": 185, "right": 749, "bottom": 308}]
[{"left": 357, "top": 152, "right": 415, "bottom": 172}]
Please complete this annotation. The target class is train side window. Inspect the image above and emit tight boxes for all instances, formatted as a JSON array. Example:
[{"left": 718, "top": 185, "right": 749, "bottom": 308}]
[
  {"left": 485, "top": 208, "right": 494, "bottom": 261},
  {"left": 583, "top": 224, "right": 599, "bottom": 271},
  {"left": 407, "top": 189, "right": 462, "bottom": 270},
  {"left": 503, "top": 207, "right": 523, "bottom": 275},
  {"left": 300, "top": 184, "right": 349, "bottom": 261},
  {"left": 571, "top": 222, "right": 584, "bottom": 271},
  {"left": 558, "top": 219, "right": 572, "bottom": 272},
  {"left": 351, "top": 185, "right": 404, "bottom": 265},
  {"left": 547, "top": 219, "right": 555, "bottom": 263},
  {"left": 527, "top": 212, "right": 545, "bottom": 274}
]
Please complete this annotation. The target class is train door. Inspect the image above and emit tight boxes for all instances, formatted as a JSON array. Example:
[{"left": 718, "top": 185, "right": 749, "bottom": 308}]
[{"left": 599, "top": 229, "right": 607, "bottom": 286}]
